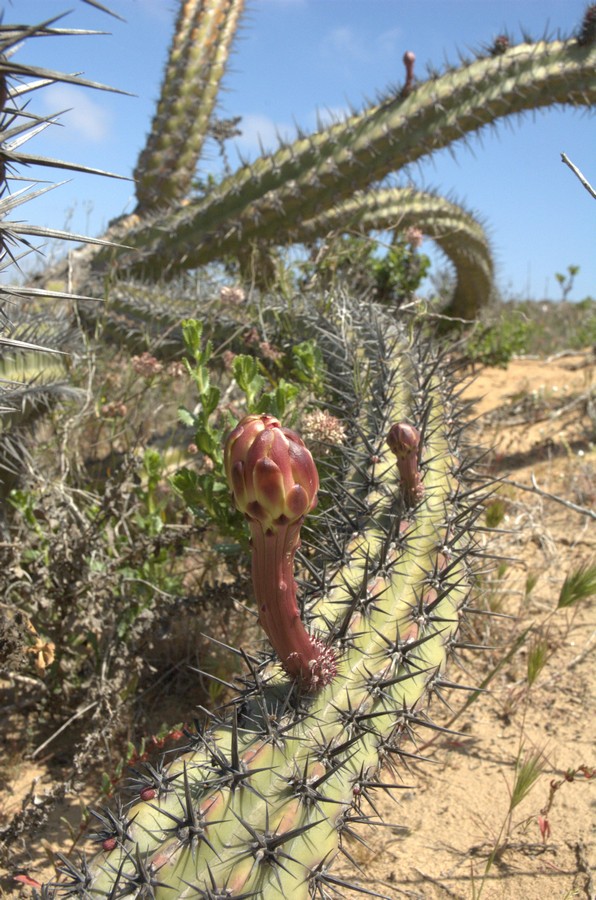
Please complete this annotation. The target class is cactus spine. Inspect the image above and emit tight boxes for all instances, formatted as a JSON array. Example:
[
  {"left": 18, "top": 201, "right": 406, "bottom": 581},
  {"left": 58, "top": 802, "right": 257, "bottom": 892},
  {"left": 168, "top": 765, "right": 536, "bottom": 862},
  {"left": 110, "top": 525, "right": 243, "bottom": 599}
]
[
  {"left": 0, "top": 10, "right": 126, "bottom": 405},
  {"left": 50, "top": 310, "right": 481, "bottom": 898}
]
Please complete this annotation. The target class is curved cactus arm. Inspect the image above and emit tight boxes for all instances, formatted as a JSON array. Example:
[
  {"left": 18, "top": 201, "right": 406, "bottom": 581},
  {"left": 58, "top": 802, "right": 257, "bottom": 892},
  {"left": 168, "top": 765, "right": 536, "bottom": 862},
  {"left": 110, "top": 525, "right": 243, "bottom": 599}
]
[
  {"left": 134, "top": 0, "right": 245, "bottom": 214},
  {"left": 109, "top": 33, "right": 596, "bottom": 280},
  {"left": 300, "top": 188, "right": 494, "bottom": 319}
]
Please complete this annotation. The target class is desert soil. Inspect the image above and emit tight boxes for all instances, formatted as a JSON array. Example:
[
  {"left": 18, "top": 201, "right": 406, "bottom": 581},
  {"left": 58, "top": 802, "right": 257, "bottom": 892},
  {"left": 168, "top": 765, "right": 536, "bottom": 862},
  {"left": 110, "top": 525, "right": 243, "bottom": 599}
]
[{"left": 1, "top": 352, "right": 594, "bottom": 899}]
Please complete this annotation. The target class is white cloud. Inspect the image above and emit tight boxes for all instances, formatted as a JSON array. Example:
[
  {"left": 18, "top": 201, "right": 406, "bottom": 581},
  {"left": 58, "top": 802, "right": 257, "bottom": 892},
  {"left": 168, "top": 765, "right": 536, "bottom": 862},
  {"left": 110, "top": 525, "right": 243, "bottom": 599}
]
[
  {"left": 377, "top": 27, "right": 403, "bottom": 57},
  {"left": 41, "top": 84, "right": 111, "bottom": 143},
  {"left": 320, "top": 26, "right": 369, "bottom": 62}
]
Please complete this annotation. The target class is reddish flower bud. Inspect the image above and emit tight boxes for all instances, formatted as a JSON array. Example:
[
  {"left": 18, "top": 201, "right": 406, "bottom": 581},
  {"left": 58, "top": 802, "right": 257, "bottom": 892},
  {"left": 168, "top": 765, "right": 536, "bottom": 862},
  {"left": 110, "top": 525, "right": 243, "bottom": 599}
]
[
  {"left": 537, "top": 815, "right": 551, "bottom": 842},
  {"left": 386, "top": 422, "right": 424, "bottom": 506},
  {"left": 224, "top": 414, "right": 319, "bottom": 531},
  {"left": 224, "top": 415, "right": 335, "bottom": 690},
  {"left": 491, "top": 35, "right": 510, "bottom": 55},
  {"left": 402, "top": 50, "right": 416, "bottom": 96}
]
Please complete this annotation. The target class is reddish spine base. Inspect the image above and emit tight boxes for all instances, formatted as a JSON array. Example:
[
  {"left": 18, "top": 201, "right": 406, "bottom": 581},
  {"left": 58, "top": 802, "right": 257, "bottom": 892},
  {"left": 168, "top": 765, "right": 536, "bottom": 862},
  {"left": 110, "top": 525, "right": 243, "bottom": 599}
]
[{"left": 249, "top": 517, "right": 336, "bottom": 691}]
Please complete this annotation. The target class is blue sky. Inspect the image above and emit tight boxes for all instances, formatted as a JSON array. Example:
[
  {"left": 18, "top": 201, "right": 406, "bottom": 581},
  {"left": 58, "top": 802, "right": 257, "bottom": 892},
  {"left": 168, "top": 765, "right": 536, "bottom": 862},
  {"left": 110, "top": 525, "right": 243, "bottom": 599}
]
[{"left": 13, "top": 0, "right": 596, "bottom": 301}]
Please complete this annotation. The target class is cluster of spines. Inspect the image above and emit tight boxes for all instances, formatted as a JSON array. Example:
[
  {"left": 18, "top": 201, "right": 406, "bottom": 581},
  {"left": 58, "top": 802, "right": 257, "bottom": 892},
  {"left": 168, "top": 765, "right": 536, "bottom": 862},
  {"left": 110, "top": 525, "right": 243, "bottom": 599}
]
[
  {"left": 43, "top": 305, "right": 494, "bottom": 899},
  {"left": 578, "top": 4, "right": 596, "bottom": 46}
]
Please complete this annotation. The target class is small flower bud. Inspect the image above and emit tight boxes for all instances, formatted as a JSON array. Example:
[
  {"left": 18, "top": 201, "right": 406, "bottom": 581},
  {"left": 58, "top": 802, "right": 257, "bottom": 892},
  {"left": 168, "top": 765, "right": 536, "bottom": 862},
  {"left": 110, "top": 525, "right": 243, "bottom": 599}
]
[
  {"left": 386, "top": 422, "right": 424, "bottom": 506},
  {"left": 402, "top": 50, "right": 416, "bottom": 96},
  {"left": 491, "top": 34, "right": 510, "bottom": 55}
]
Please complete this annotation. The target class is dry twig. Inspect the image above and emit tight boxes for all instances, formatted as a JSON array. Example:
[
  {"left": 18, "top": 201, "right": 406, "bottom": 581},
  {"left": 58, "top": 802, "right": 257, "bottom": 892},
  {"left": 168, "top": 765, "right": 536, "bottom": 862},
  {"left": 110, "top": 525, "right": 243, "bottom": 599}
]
[
  {"left": 561, "top": 152, "right": 596, "bottom": 200},
  {"left": 506, "top": 474, "right": 596, "bottom": 521}
]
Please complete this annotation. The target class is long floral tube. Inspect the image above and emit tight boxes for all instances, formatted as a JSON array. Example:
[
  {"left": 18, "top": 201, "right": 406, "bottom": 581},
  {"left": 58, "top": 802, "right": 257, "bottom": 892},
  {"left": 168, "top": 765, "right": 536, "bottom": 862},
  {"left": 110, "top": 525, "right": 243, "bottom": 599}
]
[{"left": 224, "top": 414, "right": 336, "bottom": 689}]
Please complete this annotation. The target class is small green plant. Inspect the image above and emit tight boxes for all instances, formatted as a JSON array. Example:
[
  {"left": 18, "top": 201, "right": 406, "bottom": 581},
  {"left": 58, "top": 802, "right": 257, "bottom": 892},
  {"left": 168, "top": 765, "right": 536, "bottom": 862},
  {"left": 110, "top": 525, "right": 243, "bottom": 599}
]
[
  {"left": 463, "top": 315, "right": 531, "bottom": 368},
  {"left": 474, "top": 745, "right": 547, "bottom": 898},
  {"left": 171, "top": 319, "right": 321, "bottom": 547},
  {"left": 498, "top": 561, "right": 595, "bottom": 722},
  {"left": 484, "top": 497, "right": 507, "bottom": 527},
  {"left": 554, "top": 264, "right": 580, "bottom": 301},
  {"left": 526, "top": 635, "right": 550, "bottom": 687},
  {"left": 524, "top": 571, "right": 539, "bottom": 597},
  {"left": 557, "top": 560, "right": 596, "bottom": 608},
  {"left": 302, "top": 233, "right": 431, "bottom": 305},
  {"left": 4, "top": 452, "right": 188, "bottom": 720}
]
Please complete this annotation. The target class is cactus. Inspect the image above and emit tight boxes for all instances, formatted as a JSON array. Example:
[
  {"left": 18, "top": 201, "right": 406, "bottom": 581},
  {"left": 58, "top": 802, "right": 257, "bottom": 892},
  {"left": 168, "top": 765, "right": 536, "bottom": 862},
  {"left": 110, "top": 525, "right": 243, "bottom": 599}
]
[
  {"left": 46, "top": 304, "right": 485, "bottom": 898},
  {"left": 93, "top": 23, "right": 596, "bottom": 319},
  {"left": 134, "top": 0, "right": 244, "bottom": 214},
  {"left": 32, "top": 7, "right": 596, "bottom": 320},
  {"left": 20, "top": 4, "right": 595, "bottom": 895},
  {"left": 300, "top": 188, "right": 493, "bottom": 321}
]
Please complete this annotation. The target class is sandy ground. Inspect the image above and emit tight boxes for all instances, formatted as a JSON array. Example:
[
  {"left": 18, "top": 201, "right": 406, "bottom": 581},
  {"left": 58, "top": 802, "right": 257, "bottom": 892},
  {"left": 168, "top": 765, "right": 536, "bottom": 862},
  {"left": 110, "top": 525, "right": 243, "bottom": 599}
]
[
  {"left": 1, "top": 352, "right": 594, "bottom": 899},
  {"left": 333, "top": 351, "right": 596, "bottom": 899}
]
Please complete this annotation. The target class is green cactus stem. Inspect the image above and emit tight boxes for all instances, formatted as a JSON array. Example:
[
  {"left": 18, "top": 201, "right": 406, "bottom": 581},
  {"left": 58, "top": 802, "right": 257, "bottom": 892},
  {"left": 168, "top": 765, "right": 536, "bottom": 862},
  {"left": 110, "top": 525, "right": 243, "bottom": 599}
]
[
  {"left": 134, "top": 0, "right": 245, "bottom": 213},
  {"left": 46, "top": 303, "right": 489, "bottom": 898},
  {"left": 225, "top": 413, "right": 337, "bottom": 689},
  {"left": 106, "top": 32, "right": 596, "bottom": 309}
]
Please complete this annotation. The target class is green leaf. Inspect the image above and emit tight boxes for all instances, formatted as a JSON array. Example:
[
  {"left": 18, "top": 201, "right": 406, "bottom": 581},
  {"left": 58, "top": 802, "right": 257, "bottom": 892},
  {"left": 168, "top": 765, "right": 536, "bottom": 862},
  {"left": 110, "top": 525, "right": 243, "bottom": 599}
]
[
  {"left": 143, "top": 448, "right": 163, "bottom": 481},
  {"left": 202, "top": 384, "right": 221, "bottom": 417},
  {"left": 233, "top": 354, "right": 265, "bottom": 409},
  {"left": 177, "top": 406, "right": 196, "bottom": 428},
  {"left": 171, "top": 468, "right": 202, "bottom": 505},
  {"left": 181, "top": 318, "right": 204, "bottom": 360},
  {"left": 291, "top": 339, "right": 323, "bottom": 388},
  {"left": 256, "top": 379, "right": 300, "bottom": 419}
]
